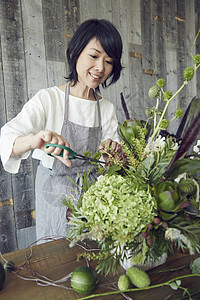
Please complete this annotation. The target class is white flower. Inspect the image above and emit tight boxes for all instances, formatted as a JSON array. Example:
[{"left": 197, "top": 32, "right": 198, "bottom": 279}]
[
  {"left": 174, "top": 172, "right": 187, "bottom": 183},
  {"left": 165, "top": 228, "right": 195, "bottom": 255},
  {"left": 171, "top": 142, "right": 179, "bottom": 151},
  {"left": 145, "top": 135, "right": 166, "bottom": 155},
  {"left": 193, "top": 140, "right": 200, "bottom": 154}
]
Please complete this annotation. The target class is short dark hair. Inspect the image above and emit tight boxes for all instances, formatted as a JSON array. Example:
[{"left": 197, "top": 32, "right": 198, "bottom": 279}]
[{"left": 66, "top": 19, "right": 123, "bottom": 89}]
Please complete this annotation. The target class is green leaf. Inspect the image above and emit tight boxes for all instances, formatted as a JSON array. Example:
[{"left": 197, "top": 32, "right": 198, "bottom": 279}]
[
  {"left": 165, "top": 158, "right": 200, "bottom": 179},
  {"left": 107, "top": 165, "right": 122, "bottom": 176},
  {"left": 176, "top": 280, "right": 181, "bottom": 286},
  {"left": 170, "top": 282, "right": 179, "bottom": 290}
]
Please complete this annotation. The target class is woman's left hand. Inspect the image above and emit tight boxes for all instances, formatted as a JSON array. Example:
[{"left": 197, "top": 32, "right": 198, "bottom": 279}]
[{"left": 99, "top": 138, "right": 122, "bottom": 163}]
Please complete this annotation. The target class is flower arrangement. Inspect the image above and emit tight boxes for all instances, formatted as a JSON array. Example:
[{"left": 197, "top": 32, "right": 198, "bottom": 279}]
[{"left": 63, "top": 30, "right": 200, "bottom": 276}]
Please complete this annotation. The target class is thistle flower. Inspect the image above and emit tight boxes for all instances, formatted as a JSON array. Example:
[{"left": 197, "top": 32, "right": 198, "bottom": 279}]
[
  {"left": 184, "top": 67, "right": 195, "bottom": 81},
  {"left": 193, "top": 54, "right": 200, "bottom": 65},
  {"left": 160, "top": 119, "right": 170, "bottom": 129},
  {"left": 163, "top": 91, "right": 173, "bottom": 101},
  {"left": 157, "top": 78, "right": 166, "bottom": 88},
  {"left": 148, "top": 85, "right": 160, "bottom": 100},
  {"left": 175, "top": 109, "right": 184, "bottom": 119}
]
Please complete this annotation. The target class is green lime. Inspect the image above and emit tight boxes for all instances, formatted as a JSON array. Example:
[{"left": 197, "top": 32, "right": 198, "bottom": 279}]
[
  {"left": 0, "top": 261, "right": 6, "bottom": 290},
  {"left": 70, "top": 266, "right": 97, "bottom": 295}
]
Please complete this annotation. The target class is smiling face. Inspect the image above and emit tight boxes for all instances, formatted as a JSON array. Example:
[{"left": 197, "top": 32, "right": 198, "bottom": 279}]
[{"left": 75, "top": 38, "right": 113, "bottom": 91}]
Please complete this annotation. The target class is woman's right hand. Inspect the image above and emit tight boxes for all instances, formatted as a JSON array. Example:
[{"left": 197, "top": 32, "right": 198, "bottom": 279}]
[{"left": 12, "top": 130, "right": 72, "bottom": 167}]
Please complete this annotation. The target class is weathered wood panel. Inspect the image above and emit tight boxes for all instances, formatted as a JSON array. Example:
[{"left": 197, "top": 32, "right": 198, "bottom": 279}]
[
  {"left": 0, "top": 0, "right": 36, "bottom": 252},
  {"left": 0, "top": 204, "right": 17, "bottom": 253},
  {"left": 21, "top": 0, "right": 47, "bottom": 99},
  {"left": 0, "top": 0, "right": 199, "bottom": 254}
]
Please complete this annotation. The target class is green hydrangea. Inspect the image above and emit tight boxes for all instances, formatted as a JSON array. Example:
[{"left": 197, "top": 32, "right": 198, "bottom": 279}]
[
  {"left": 184, "top": 67, "right": 194, "bottom": 81},
  {"left": 81, "top": 175, "right": 157, "bottom": 244}
]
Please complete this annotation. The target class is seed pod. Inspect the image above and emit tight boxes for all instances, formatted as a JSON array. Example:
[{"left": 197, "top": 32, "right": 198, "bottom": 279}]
[
  {"left": 147, "top": 236, "right": 153, "bottom": 247},
  {"left": 153, "top": 217, "right": 161, "bottom": 225},
  {"left": 157, "top": 78, "right": 166, "bottom": 88},
  {"left": 193, "top": 54, "right": 200, "bottom": 65},
  {"left": 184, "top": 67, "right": 194, "bottom": 81},
  {"left": 118, "top": 274, "right": 130, "bottom": 291},
  {"left": 160, "top": 119, "right": 170, "bottom": 129},
  {"left": 163, "top": 91, "right": 173, "bottom": 100},
  {"left": 142, "top": 231, "right": 148, "bottom": 238},
  {"left": 126, "top": 266, "right": 151, "bottom": 288},
  {"left": 148, "top": 85, "right": 160, "bottom": 100},
  {"left": 175, "top": 109, "right": 184, "bottom": 119},
  {"left": 148, "top": 223, "right": 154, "bottom": 230}
]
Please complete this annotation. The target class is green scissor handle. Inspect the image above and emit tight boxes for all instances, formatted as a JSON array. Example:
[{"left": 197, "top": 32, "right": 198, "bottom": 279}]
[{"left": 45, "top": 143, "right": 77, "bottom": 159}]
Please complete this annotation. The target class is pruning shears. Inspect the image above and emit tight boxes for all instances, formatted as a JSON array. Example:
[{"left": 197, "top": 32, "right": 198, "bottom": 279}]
[{"left": 45, "top": 143, "right": 106, "bottom": 164}]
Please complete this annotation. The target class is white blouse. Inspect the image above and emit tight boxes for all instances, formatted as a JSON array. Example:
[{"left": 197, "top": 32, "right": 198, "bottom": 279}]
[{"left": 0, "top": 86, "right": 119, "bottom": 174}]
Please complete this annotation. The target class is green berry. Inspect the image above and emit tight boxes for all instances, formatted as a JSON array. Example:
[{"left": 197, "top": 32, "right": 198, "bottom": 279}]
[
  {"left": 163, "top": 91, "right": 173, "bottom": 100},
  {"left": 175, "top": 109, "right": 184, "bottom": 119},
  {"left": 118, "top": 274, "right": 130, "bottom": 291},
  {"left": 160, "top": 119, "right": 170, "bottom": 129},
  {"left": 157, "top": 78, "right": 166, "bottom": 88},
  {"left": 148, "top": 85, "right": 160, "bottom": 100},
  {"left": 184, "top": 67, "right": 194, "bottom": 81},
  {"left": 193, "top": 54, "right": 200, "bottom": 65}
]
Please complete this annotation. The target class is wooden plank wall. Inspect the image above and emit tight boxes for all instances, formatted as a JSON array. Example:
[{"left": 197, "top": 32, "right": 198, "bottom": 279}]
[{"left": 0, "top": 0, "right": 199, "bottom": 254}]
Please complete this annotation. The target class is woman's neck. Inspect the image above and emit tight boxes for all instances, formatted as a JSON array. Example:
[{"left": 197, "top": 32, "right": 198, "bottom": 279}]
[
  {"left": 70, "top": 82, "right": 95, "bottom": 100},
  {"left": 58, "top": 82, "right": 101, "bottom": 100}
]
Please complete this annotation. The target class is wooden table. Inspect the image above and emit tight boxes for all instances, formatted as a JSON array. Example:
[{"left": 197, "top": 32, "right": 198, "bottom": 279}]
[{"left": 0, "top": 238, "right": 200, "bottom": 300}]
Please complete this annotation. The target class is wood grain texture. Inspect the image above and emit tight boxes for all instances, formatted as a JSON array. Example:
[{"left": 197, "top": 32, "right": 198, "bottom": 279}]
[
  {"left": 0, "top": 0, "right": 200, "bottom": 254},
  {"left": 0, "top": 204, "right": 17, "bottom": 253},
  {"left": 0, "top": 238, "right": 200, "bottom": 300}
]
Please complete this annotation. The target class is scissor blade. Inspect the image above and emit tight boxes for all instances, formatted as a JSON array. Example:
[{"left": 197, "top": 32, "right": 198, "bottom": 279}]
[
  {"left": 88, "top": 158, "right": 106, "bottom": 164},
  {"left": 75, "top": 154, "right": 106, "bottom": 164}
]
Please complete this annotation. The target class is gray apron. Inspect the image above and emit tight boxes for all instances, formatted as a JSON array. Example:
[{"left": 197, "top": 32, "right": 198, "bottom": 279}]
[{"left": 35, "top": 82, "right": 102, "bottom": 240}]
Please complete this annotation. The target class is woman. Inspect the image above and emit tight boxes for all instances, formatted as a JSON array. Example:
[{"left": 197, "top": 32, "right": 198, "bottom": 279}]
[{"left": 0, "top": 19, "right": 123, "bottom": 240}]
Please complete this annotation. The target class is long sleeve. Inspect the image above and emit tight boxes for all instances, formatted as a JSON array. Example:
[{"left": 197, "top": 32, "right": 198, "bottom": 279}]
[{"left": 0, "top": 86, "right": 119, "bottom": 173}]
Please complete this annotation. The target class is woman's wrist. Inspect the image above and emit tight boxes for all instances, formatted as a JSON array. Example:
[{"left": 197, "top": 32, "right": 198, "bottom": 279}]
[{"left": 11, "top": 134, "right": 35, "bottom": 157}]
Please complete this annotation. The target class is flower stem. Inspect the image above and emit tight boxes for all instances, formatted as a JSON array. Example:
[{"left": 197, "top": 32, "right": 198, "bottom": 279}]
[
  {"left": 78, "top": 273, "right": 200, "bottom": 300},
  {"left": 149, "top": 264, "right": 188, "bottom": 274},
  {"left": 190, "top": 29, "right": 200, "bottom": 58},
  {"left": 151, "top": 58, "right": 200, "bottom": 141},
  {"left": 151, "top": 81, "right": 188, "bottom": 140}
]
